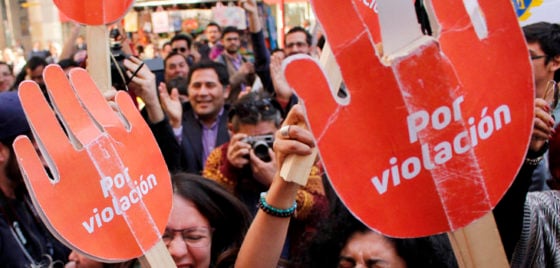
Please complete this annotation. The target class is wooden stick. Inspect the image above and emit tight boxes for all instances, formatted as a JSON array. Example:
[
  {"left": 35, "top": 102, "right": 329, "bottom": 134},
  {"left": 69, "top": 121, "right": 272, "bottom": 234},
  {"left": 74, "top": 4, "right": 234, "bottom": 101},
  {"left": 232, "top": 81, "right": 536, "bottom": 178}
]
[
  {"left": 448, "top": 212, "right": 509, "bottom": 268},
  {"left": 138, "top": 240, "right": 176, "bottom": 268},
  {"left": 319, "top": 42, "right": 343, "bottom": 92},
  {"left": 86, "top": 25, "right": 175, "bottom": 268},
  {"left": 280, "top": 144, "right": 317, "bottom": 186},
  {"left": 86, "top": 25, "right": 112, "bottom": 93}
]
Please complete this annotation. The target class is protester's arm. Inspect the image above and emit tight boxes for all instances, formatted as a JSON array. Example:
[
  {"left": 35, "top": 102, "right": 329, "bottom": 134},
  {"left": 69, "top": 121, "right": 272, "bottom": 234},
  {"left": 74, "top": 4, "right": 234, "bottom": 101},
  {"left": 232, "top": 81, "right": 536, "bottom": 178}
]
[
  {"left": 59, "top": 23, "right": 82, "bottom": 61},
  {"left": 125, "top": 56, "right": 165, "bottom": 124},
  {"left": 236, "top": 105, "right": 315, "bottom": 267},
  {"left": 242, "top": 0, "right": 261, "bottom": 33},
  {"left": 493, "top": 98, "right": 554, "bottom": 260}
]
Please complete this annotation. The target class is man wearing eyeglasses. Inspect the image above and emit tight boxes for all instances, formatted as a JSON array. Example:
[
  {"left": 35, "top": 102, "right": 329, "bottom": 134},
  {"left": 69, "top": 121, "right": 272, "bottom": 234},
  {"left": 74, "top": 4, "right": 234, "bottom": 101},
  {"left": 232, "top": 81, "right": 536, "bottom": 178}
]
[
  {"left": 524, "top": 22, "right": 560, "bottom": 101},
  {"left": 202, "top": 92, "right": 328, "bottom": 265},
  {"left": 284, "top": 26, "right": 312, "bottom": 56},
  {"left": 521, "top": 22, "right": 560, "bottom": 192}
]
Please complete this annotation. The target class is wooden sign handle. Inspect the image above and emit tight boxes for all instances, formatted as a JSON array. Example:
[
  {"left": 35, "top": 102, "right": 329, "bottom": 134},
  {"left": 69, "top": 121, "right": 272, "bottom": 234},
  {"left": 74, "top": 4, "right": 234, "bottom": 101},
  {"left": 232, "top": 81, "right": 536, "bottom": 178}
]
[
  {"left": 448, "top": 212, "right": 509, "bottom": 268},
  {"left": 86, "top": 25, "right": 112, "bottom": 93},
  {"left": 138, "top": 240, "right": 176, "bottom": 267}
]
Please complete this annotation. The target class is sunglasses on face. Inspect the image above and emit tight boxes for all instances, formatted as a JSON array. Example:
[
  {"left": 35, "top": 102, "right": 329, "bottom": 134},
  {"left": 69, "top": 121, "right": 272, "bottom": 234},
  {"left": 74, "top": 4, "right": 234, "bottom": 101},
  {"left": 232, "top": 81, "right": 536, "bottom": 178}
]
[{"left": 173, "top": 47, "right": 188, "bottom": 53}]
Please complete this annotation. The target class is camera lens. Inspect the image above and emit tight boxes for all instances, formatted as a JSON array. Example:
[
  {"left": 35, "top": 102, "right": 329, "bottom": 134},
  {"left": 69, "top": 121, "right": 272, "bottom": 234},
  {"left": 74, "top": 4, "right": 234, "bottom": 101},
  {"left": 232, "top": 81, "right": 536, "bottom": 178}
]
[{"left": 253, "top": 141, "right": 271, "bottom": 162}]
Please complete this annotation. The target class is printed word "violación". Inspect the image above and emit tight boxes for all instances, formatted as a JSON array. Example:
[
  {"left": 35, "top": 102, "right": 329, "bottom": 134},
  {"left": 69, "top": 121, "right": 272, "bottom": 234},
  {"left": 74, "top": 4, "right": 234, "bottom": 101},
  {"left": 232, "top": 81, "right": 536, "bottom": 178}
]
[
  {"left": 371, "top": 96, "right": 511, "bottom": 195},
  {"left": 82, "top": 168, "right": 158, "bottom": 234}
]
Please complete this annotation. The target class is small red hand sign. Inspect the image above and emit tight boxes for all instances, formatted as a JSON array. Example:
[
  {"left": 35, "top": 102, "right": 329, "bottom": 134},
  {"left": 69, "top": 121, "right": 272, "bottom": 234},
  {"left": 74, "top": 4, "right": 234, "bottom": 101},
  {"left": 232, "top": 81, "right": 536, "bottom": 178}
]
[
  {"left": 53, "top": 0, "right": 134, "bottom": 25},
  {"left": 14, "top": 65, "right": 172, "bottom": 261}
]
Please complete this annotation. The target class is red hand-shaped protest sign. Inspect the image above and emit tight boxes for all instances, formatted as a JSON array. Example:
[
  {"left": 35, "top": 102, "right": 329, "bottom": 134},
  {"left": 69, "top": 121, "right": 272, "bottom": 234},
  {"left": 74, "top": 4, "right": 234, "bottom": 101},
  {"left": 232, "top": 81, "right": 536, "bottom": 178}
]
[
  {"left": 14, "top": 65, "right": 171, "bottom": 261},
  {"left": 285, "top": 0, "right": 534, "bottom": 237},
  {"left": 53, "top": 0, "right": 134, "bottom": 25}
]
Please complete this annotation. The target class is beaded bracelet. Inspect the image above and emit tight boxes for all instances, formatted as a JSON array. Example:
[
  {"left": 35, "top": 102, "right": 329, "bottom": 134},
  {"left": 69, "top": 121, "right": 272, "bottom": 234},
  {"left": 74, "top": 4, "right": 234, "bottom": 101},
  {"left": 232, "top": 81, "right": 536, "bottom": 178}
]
[
  {"left": 525, "top": 156, "right": 544, "bottom": 166},
  {"left": 258, "top": 192, "right": 297, "bottom": 218}
]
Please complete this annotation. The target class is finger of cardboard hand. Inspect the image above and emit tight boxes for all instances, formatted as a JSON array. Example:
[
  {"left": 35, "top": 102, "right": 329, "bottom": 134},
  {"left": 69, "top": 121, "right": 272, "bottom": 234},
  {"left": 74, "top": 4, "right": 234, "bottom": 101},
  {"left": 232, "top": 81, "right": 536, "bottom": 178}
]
[
  {"left": 44, "top": 65, "right": 102, "bottom": 146},
  {"left": 115, "top": 91, "right": 149, "bottom": 134},
  {"left": 69, "top": 68, "right": 124, "bottom": 128},
  {"left": 13, "top": 136, "right": 53, "bottom": 190},
  {"left": 18, "top": 81, "right": 76, "bottom": 161},
  {"left": 283, "top": 56, "right": 334, "bottom": 142}
]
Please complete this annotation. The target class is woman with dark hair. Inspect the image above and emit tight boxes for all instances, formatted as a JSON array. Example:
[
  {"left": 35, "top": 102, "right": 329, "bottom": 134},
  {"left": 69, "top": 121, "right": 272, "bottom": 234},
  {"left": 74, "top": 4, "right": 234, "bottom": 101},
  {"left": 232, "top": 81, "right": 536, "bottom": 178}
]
[
  {"left": 295, "top": 200, "right": 457, "bottom": 268},
  {"left": 166, "top": 173, "right": 251, "bottom": 268}
]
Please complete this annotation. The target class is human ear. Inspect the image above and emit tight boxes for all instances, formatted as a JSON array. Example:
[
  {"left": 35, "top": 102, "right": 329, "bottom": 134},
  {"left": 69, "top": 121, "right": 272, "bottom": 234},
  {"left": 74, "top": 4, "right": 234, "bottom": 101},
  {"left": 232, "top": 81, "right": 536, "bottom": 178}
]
[
  {"left": 549, "top": 55, "right": 560, "bottom": 72},
  {"left": 224, "top": 85, "right": 231, "bottom": 99},
  {"left": 0, "top": 143, "right": 9, "bottom": 164}
]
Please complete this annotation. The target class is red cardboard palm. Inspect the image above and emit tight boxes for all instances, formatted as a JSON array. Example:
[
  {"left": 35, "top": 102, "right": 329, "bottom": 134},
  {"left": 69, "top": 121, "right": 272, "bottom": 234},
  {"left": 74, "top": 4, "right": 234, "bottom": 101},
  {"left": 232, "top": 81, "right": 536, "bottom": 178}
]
[
  {"left": 13, "top": 65, "right": 172, "bottom": 263},
  {"left": 284, "top": 0, "right": 534, "bottom": 238}
]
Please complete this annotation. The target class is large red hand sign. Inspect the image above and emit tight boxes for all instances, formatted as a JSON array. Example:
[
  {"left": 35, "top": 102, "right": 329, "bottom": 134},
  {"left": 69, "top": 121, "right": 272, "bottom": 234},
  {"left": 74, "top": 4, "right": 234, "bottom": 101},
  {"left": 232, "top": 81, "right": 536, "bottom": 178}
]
[
  {"left": 13, "top": 65, "right": 172, "bottom": 261},
  {"left": 53, "top": 0, "right": 134, "bottom": 25},
  {"left": 285, "top": 0, "right": 534, "bottom": 237}
]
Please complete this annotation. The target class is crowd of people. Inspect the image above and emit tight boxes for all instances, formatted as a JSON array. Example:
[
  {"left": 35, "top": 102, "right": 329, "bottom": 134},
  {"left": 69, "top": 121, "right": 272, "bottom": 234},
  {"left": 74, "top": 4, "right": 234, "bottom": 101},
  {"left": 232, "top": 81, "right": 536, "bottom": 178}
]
[{"left": 0, "top": 0, "right": 559, "bottom": 267}]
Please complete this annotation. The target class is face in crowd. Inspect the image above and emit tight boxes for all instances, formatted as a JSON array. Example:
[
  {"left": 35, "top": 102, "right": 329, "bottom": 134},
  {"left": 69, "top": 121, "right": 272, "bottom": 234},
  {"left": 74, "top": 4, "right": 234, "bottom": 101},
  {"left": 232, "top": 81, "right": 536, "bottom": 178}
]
[
  {"left": 165, "top": 194, "right": 213, "bottom": 267},
  {"left": 172, "top": 39, "right": 191, "bottom": 58},
  {"left": 0, "top": 63, "right": 14, "bottom": 92},
  {"left": 528, "top": 41, "right": 558, "bottom": 99},
  {"left": 26, "top": 64, "right": 45, "bottom": 87},
  {"left": 188, "top": 67, "right": 229, "bottom": 124},
  {"left": 165, "top": 53, "right": 190, "bottom": 82},
  {"left": 223, "top": 31, "right": 241, "bottom": 55},
  {"left": 338, "top": 231, "right": 407, "bottom": 268},
  {"left": 205, "top": 25, "right": 221, "bottom": 45},
  {"left": 284, "top": 30, "right": 310, "bottom": 56}
]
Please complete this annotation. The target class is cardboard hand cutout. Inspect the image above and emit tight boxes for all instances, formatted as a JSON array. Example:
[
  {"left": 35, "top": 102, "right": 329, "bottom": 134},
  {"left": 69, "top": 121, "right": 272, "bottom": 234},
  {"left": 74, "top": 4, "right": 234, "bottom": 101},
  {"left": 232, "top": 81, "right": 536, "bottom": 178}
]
[
  {"left": 284, "top": 0, "right": 534, "bottom": 237},
  {"left": 14, "top": 65, "right": 172, "bottom": 261},
  {"left": 53, "top": 0, "right": 134, "bottom": 25}
]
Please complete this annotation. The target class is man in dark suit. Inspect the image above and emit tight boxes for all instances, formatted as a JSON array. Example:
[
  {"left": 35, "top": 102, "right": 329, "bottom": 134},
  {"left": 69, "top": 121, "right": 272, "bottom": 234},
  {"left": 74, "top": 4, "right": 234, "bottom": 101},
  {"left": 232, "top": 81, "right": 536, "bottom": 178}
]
[{"left": 128, "top": 57, "right": 231, "bottom": 174}]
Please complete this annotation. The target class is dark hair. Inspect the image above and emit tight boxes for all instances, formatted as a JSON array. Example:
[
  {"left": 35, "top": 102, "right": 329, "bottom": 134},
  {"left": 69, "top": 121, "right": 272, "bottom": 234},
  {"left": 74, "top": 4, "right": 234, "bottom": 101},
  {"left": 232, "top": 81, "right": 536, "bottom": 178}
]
[
  {"left": 57, "top": 58, "right": 79, "bottom": 70},
  {"left": 295, "top": 200, "right": 458, "bottom": 268},
  {"left": 523, "top": 22, "right": 560, "bottom": 64},
  {"left": 222, "top": 26, "right": 241, "bottom": 38},
  {"left": 0, "top": 61, "right": 14, "bottom": 75},
  {"left": 286, "top": 26, "right": 312, "bottom": 46},
  {"left": 171, "top": 34, "right": 193, "bottom": 49},
  {"left": 172, "top": 173, "right": 251, "bottom": 267},
  {"left": 228, "top": 92, "right": 281, "bottom": 132},
  {"left": 12, "top": 56, "right": 48, "bottom": 90},
  {"left": 206, "top": 22, "right": 222, "bottom": 33},
  {"left": 166, "top": 76, "right": 188, "bottom": 96},
  {"left": 164, "top": 51, "right": 188, "bottom": 68},
  {"left": 187, "top": 60, "right": 229, "bottom": 87}
]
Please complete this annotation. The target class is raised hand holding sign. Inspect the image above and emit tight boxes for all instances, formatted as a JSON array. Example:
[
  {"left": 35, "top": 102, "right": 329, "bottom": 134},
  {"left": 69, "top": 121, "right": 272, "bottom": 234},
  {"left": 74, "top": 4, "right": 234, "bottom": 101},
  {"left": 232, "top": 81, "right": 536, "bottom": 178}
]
[
  {"left": 13, "top": 65, "right": 173, "bottom": 265},
  {"left": 284, "top": 0, "right": 534, "bottom": 266}
]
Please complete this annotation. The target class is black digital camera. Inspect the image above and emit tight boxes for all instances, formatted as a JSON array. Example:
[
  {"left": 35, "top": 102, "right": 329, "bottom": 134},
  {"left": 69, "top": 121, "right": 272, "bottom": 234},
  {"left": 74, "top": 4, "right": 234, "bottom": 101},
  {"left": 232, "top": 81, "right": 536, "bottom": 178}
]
[
  {"left": 242, "top": 134, "right": 274, "bottom": 162},
  {"left": 109, "top": 28, "right": 129, "bottom": 90}
]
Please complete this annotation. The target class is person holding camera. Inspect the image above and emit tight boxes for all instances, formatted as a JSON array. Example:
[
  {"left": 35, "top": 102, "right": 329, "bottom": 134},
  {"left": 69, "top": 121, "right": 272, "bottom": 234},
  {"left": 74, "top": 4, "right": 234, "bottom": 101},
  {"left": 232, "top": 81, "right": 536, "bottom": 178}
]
[{"left": 202, "top": 92, "right": 328, "bottom": 265}]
